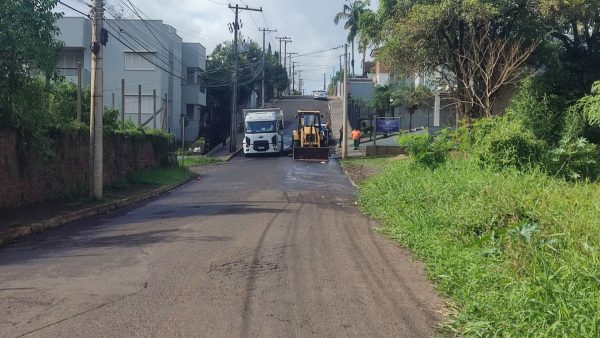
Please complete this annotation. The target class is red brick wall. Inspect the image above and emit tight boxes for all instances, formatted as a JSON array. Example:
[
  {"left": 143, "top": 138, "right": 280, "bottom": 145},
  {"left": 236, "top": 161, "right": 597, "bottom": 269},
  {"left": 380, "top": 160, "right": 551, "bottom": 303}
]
[{"left": 0, "top": 129, "right": 169, "bottom": 209}]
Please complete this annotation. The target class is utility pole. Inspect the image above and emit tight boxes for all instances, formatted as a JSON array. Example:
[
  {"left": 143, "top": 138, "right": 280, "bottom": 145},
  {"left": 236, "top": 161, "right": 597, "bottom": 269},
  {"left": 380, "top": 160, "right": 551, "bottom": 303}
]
[
  {"left": 283, "top": 39, "right": 292, "bottom": 73},
  {"left": 324, "top": 73, "right": 326, "bottom": 90},
  {"left": 297, "top": 70, "right": 303, "bottom": 94},
  {"left": 275, "top": 36, "right": 290, "bottom": 66},
  {"left": 342, "top": 43, "right": 348, "bottom": 159},
  {"left": 229, "top": 4, "right": 262, "bottom": 153},
  {"left": 90, "top": 0, "right": 104, "bottom": 199},
  {"left": 286, "top": 52, "right": 297, "bottom": 92},
  {"left": 292, "top": 61, "right": 298, "bottom": 93},
  {"left": 260, "top": 27, "right": 276, "bottom": 107}
]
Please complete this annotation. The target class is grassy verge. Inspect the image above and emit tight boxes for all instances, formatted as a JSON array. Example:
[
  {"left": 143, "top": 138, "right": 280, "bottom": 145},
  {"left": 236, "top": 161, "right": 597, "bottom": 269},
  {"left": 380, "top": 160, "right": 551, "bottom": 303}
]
[
  {"left": 126, "top": 166, "right": 193, "bottom": 186},
  {"left": 358, "top": 157, "right": 600, "bottom": 337},
  {"left": 180, "top": 155, "right": 221, "bottom": 167}
]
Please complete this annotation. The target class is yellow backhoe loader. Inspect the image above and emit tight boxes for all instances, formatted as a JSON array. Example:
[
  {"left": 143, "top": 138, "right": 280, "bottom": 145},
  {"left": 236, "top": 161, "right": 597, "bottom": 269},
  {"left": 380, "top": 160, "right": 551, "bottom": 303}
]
[{"left": 292, "top": 110, "right": 330, "bottom": 160}]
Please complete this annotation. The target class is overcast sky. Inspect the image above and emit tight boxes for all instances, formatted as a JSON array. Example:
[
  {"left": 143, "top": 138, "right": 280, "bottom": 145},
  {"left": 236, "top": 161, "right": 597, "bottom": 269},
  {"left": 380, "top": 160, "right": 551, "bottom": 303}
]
[{"left": 57, "top": 0, "right": 376, "bottom": 93}]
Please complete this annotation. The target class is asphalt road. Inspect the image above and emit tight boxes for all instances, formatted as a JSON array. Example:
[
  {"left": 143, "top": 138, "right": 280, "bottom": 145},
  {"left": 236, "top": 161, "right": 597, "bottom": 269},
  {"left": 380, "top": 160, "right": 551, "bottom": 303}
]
[{"left": 0, "top": 98, "right": 441, "bottom": 337}]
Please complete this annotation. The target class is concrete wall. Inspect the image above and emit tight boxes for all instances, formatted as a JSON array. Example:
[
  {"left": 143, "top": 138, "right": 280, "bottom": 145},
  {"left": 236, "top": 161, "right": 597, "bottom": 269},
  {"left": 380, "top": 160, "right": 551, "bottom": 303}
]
[{"left": 0, "top": 129, "right": 169, "bottom": 210}]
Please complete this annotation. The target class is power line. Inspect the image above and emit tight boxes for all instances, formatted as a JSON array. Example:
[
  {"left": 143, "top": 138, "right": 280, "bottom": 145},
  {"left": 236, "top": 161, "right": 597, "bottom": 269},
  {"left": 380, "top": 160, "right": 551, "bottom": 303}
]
[
  {"left": 58, "top": 0, "right": 89, "bottom": 17},
  {"left": 293, "top": 45, "right": 345, "bottom": 58}
]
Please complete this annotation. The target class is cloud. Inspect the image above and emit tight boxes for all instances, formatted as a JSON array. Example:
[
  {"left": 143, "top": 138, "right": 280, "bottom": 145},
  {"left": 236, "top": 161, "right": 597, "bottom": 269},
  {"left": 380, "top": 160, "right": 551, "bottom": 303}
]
[
  {"left": 131, "top": 0, "right": 359, "bottom": 92},
  {"left": 56, "top": 0, "right": 370, "bottom": 92}
]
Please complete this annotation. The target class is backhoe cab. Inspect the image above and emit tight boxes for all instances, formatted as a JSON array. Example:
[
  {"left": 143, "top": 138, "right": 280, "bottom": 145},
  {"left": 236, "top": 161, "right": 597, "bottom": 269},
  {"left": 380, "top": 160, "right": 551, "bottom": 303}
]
[{"left": 292, "top": 110, "right": 330, "bottom": 160}]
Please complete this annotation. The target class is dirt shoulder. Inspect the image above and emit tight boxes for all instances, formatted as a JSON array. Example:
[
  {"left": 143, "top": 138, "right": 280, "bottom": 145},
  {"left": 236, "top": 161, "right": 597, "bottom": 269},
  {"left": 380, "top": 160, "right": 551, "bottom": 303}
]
[{"left": 341, "top": 155, "right": 408, "bottom": 184}]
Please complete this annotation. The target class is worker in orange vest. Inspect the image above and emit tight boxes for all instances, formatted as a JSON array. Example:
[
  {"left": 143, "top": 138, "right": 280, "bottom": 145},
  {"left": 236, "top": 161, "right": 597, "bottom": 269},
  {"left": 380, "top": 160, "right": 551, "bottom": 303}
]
[{"left": 351, "top": 127, "right": 362, "bottom": 150}]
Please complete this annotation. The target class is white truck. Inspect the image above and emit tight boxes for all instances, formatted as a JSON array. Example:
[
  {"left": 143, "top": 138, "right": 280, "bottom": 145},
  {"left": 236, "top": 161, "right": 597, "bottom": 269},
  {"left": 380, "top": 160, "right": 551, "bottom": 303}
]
[{"left": 243, "top": 108, "right": 285, "bottom": 156}]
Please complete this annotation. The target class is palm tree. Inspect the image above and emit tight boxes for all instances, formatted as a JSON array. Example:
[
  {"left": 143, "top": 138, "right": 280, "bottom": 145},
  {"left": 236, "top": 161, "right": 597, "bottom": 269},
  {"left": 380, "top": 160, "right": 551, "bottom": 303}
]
[
  {"left": 334, "top": 0, "right": 370, "bottom": 77},
  {"left": 357, "top": 9, "right": 377, "bottom": 77},
  {"left": 392, "top": 84, "right": 431, "bottom": 132}
]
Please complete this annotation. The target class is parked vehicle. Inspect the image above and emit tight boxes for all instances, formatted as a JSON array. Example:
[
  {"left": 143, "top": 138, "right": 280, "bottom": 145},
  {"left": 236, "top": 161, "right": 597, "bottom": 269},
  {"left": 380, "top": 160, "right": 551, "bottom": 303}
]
[
  {"left": 313, "top": 90, "right": 327, "bottom": 100},
  {"left": 243, "top": 108, "right": 284, "bottom": 156}
]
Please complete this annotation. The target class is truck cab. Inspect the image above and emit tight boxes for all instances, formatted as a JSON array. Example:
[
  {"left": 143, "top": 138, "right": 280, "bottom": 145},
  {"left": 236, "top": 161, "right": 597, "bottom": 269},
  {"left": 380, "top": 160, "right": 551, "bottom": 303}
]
[{"left": 243, "top": 108, "right": 284, "bottom": 156}]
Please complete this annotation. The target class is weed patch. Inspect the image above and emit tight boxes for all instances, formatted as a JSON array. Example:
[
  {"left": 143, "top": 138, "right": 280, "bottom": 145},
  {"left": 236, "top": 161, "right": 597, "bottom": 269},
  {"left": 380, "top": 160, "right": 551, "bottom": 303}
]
[
  {"left": 181, "top": 156, "right": 221, "bottom": 167},
  {"left": 359, "top": 158, "right": 600, "bottom": 337},
  {"left": 126, "top": 166, "right": 192, "bottom": 186}
]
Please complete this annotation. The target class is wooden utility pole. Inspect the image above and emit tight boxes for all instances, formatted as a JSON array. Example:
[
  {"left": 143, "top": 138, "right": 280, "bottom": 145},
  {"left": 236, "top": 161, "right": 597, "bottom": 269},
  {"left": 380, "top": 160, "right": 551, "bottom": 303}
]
[
  {"left": 292, "top": 61, "right": 298, "bottom": 93},
  {"left": 260, "top": 27, "right": 277, "bottom": 107},
  {"left": 342, "top": 43, "right": 348, "bottom": 159},
  {"left": 283, "top": 39, "right": 292, "bottom": 75},
  {"left": 275, "top": 36, "right": 290, "bottom": 66},
  {"left": 286, "top": 52, "right": 297, "bottom": 93},
  {"left": 90, "top": 0, "right": 104, "bottom": 199},
  {"left": 228, "top": 4, "right": 263, "bottom": 153}
]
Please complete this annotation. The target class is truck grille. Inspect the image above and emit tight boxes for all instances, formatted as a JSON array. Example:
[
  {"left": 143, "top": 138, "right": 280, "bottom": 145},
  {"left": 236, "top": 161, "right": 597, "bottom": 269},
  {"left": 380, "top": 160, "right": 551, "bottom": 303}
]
[{"left": 253, "top": 140, "right": 270, "bottom": 151}]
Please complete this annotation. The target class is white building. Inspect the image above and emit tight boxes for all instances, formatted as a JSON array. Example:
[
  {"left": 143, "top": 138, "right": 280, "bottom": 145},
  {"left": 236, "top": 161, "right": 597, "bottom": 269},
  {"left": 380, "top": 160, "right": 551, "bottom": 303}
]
[{"left": 56, "top": 17, "right": 206, "bottom": 141}]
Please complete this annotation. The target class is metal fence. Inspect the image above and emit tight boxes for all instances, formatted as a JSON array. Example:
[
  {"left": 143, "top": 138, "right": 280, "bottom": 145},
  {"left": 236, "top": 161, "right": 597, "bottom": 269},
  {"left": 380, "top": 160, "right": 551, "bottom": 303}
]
[{"left": 348, "top": 94, "right": 458, "bottom": 132}]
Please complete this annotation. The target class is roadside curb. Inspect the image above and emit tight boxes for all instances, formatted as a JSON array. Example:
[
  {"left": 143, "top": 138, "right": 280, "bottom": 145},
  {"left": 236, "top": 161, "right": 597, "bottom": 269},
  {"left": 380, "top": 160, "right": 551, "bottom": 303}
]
[
  {"left": 339, "top": 163, "right": 360, "bottom": 189},
  {"left": 0, "top": 174, "right": 198, "bottom": 247},
  {"left": 225, "top": 147, "right": 243, "bottom": 161}
]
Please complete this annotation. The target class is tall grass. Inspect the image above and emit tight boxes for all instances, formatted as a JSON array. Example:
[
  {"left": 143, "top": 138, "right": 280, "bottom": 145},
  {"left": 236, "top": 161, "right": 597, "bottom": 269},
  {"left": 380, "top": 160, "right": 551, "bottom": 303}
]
[{"left": 359, "top": 158, "right": 600, "bottom": 337}]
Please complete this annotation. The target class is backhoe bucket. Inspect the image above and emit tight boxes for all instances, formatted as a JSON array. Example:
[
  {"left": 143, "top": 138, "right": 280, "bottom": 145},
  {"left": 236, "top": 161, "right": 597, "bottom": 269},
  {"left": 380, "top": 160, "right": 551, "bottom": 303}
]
[{"left": 292, "top": 146, "right": 330, "bottom": 161}]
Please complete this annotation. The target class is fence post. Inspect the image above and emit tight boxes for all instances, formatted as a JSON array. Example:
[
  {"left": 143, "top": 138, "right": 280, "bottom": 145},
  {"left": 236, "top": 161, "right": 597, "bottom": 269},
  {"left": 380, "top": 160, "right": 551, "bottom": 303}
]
[
  {"left": 138, "top": 84, "right": 142, "bottom": 126},
  {"left": 153, "top": 89, "right": 157, "bottom": 129}
]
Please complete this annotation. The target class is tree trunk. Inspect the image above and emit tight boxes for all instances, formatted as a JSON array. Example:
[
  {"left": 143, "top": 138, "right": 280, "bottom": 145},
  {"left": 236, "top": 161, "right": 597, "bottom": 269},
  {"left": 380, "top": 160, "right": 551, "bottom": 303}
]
[
  {"left": 362, "top": 49, "right": 366, "bottom": 77},
  {"left": 409, "top": 109, "right": 414, "bottom": 132},
  {"left": 351, "top": 39, "right": 355, "bottom": 77}
]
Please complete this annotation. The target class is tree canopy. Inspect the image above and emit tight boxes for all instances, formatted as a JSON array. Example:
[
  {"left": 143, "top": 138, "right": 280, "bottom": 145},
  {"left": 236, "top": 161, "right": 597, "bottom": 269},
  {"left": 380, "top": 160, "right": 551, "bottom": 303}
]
[
  {"left": 0, "top": 0, "right": 63, "bottom": 130},
  {"left": 204, "top": 41, "right": 288, "bottom": 109},
  {"left": 358, "top": 0, "right": 600, "bottom": 120}
]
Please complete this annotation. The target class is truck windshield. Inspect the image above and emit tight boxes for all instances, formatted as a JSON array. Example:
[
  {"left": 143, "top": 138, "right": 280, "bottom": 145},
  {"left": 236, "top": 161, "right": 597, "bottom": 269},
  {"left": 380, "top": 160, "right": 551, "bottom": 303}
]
[{"left": 245, "top": 121, "right": 276, "bottom": 134}]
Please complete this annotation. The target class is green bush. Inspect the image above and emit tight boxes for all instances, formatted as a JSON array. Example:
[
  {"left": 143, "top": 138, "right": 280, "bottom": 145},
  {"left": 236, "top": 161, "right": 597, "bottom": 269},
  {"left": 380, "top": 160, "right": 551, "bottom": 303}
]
[
  {"left": 475, "top": 117, "right": 547, "bottom": 171},
  {"left": 507, "top": 77, "right": 565, "bottom": 145},
  {"left": 564, "top": 81, "right": 600, "bottom": 145},
  {"left": 398, "top": 130, "right": 452, "bottom": 169},
  {"left": 546, "top": 137, "right": 599, "bottom": 181},
  {"left": 470, "top": 116, "right": 501, "bottom": 146}
]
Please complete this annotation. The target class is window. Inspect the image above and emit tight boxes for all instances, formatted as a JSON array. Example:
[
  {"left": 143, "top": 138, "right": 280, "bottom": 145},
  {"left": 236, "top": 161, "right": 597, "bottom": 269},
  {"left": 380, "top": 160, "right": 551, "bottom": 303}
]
[
  {"left": 186, "top": 67, "right": 197, "bottom": 84},
  {"left": 124, "top": 52, "right": 155, "bottom": 71},
  {"left": 198, "top": 69, "right": 205, "bottom": 93},
  {"left": 186, "top": 67, "right": 205, "bottom": 93},
  {"left": 58, "top": 51, "right": 83, "bottom": 76},
  {"left": 59, "top": 52, "right": 82, "bottom": 69}
]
